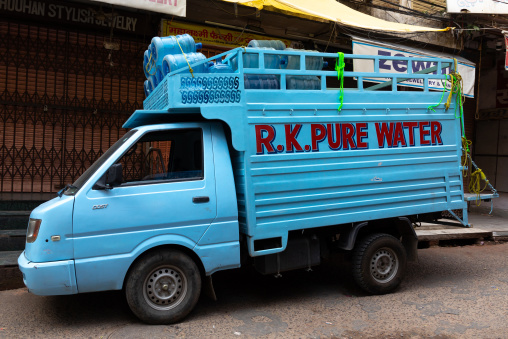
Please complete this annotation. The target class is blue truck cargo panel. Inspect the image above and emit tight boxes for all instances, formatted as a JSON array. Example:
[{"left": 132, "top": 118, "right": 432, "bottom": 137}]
[{"left": 125, "top": 48, "right": 464, "bottom": 255}]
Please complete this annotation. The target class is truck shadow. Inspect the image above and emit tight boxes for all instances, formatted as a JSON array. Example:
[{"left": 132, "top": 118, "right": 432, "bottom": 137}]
[{"left": 39, "top": 248, "right": 499, "bottom": 326}]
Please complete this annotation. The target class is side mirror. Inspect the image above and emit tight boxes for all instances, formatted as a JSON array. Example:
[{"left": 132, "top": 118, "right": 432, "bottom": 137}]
[
  {"left": 106, "top": 163, "right": 123, "bottom": 186},
  {"left": 93, "top": 163, "right": 123, "bottom": 190}
]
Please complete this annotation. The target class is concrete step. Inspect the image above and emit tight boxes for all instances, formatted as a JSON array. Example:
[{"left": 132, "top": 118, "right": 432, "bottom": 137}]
[
  {"left": 0, "top": 230, "right": 26, "bottom": 251},
  {"left": 0, "top": 250, "right": 24, "bottom": 291},
  {"left": 491, "top": 231, "right": 508, "bottom": 241},
  {"left": 415, "top": 227, "right": 491, "bottom": 242},
  {"left": 0, "top": 211, "right": 30, "bottom": 230},
  {"left": 0, "top": 250, "right": 22, "bottom": 267},
  {"left": 0, "top": 199, "right": 46, "bottom": 211}
]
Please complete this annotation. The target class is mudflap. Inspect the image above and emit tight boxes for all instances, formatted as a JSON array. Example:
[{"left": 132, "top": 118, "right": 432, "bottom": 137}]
[{"left": 203, "top": 275, "right": 217, "bottom": 301}]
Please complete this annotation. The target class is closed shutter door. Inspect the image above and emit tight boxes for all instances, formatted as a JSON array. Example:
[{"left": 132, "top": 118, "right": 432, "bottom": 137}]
[
  {"left": 0, "top": 19, "right": 146, "bottom": 193},
  {"left": 200, "top": 45, "right": 228, "bottom": 59}
]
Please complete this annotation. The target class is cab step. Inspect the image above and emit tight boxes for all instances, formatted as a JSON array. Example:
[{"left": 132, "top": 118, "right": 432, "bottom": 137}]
[{"left": 464, "top": 193, "right": 498, "bottom": 202}]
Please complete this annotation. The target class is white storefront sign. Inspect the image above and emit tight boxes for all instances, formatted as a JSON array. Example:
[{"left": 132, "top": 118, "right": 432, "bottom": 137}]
[
  {"left": 352, "top": 37, "right": 476, "bottom": 98},
  {"left": 90, "top": 0, "right": 186, "bottom": 17},
  {"left": 446, "top": 0, "right": 508, "bottom": 14}
]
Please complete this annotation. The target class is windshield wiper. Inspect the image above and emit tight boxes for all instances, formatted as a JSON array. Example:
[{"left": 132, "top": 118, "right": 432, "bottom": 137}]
[{"left": 56, "top": 184, "right": 78, "bottom": 197}]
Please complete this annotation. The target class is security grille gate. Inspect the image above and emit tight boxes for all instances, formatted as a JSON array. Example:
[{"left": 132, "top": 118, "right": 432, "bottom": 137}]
[
  {"left": 0, "top": 18, "right": 230, "bottom": 194},
  {"left": 0, "top": 19, "right": 147, "bottom": 194}
]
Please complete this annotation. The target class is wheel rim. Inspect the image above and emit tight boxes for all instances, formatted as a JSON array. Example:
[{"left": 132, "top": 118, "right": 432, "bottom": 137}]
[
  {"left": 370, "top": 247, "right": 399, "bottom": 283},
  {"left": 143, "top": 265, "right": 188, "bottom": 311}
]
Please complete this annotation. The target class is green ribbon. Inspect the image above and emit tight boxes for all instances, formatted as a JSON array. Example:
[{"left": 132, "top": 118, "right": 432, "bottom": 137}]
[{"left": 335, "top": 52, "right": 345, "bottom": 111}]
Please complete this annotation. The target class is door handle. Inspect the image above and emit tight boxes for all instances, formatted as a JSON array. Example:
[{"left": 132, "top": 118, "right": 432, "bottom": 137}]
[{"left": 193, "top": 196, "right": 210, "bottom": 203}]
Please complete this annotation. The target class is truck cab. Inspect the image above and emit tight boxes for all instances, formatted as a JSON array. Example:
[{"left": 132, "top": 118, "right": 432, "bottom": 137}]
[{"left": 19, "top": 121, "right": 241, "bottom": 322}]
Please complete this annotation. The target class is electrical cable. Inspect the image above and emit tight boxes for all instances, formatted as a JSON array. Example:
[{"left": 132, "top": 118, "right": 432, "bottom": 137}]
[
  {"left": 368, "top": 0, "right": 446, "bottom": 20},
  {"left": 209, "top": 0, "right": 261, "bottom": 17},
  {"left": 411, "top": 0, "right": 447, "bottom": 10},
  {"left": 340, "top": 0, "right": 450, "bottom": 22}
]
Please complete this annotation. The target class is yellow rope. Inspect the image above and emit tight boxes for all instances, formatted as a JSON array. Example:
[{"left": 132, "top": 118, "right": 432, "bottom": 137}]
[
  {"left": 469, "top": 168, "right": 489, "bottom": 206},
  {"left": 461, "top": 137, "right": 471, "bottom": 178},
  {"left": 145, "top": 51, "right": 156, "bottom": 76},
  {"left": 445, "top": 59, "right": 464, "bottom": 117},
  {"left": 176, "top": 38, "right": 194, "bottom": 78}
]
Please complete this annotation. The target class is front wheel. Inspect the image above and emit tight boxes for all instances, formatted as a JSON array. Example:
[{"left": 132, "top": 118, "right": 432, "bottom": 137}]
[
  {"left": 352, "top": 233, "right": 406, "bottom": 295},
  {"left": 125, "top": 249, "right": 201, "bottom": 324}
]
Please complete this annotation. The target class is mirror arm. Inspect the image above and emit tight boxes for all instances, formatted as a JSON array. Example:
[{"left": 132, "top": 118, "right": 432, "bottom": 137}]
[{"left": 93, "top": 175, "right": 110, "bottom": 190}]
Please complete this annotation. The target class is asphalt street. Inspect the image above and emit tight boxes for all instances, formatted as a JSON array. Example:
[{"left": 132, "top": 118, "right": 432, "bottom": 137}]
[{"left": 1, "top": 242, "right": 508, "bottom": 339}]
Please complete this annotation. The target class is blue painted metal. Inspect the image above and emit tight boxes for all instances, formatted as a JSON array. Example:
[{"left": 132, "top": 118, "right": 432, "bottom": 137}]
[
  {"left": 447, "top": 209, "right": 469, "bottom": 227},
  {"left": 18, "top": 252, "right": 78, "bottom": 295},
  {"left": 70, "top": 122, "right": 237, "bottom": 293},
  {"left": 129, "top": 46, "right": 466, "bottom": 257},
  {"left": 20, "top": 41, "right": 469, "bottom": 296},
  {"left": 23, "top": 194, "right": 74, "bottom": 263}
]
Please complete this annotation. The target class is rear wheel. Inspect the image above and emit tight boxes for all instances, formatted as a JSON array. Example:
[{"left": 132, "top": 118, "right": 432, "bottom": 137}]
[
  {"left": 352, "top": 233, "right": 406, "bottom": 294},
  {"left": 125, "top": 249, "right": 201, "bottom": 324}
]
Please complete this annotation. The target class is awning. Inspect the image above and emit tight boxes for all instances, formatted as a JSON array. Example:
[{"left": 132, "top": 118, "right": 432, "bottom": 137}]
[{"left": 223, "top": 0, "right": 452, "bottom": 33}]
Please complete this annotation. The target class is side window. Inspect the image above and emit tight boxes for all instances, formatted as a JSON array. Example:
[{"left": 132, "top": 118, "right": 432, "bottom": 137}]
[{"left": 118, "top": 128, "right": 203, "bottom": 185}]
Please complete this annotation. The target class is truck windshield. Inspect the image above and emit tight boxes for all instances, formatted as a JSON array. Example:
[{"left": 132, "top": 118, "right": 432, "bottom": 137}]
[{"left": 64, "top": 129, "right": 138, "bottom": 195}]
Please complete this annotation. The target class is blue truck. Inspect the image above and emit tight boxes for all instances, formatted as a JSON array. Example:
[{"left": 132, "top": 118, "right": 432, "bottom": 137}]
[{"left": 19, "top": 36, "right": 472, "bottom": 324}]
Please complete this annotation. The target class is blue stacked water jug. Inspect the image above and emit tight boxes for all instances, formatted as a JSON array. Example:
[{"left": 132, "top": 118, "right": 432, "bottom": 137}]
[{"left": 143, "top": 34, "right": 206, "bottom": 96}]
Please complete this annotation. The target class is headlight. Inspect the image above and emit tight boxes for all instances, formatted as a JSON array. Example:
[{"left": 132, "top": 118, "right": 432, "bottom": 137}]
[{"left": 26, "top": 218, "right": 42, "bottom": 243}]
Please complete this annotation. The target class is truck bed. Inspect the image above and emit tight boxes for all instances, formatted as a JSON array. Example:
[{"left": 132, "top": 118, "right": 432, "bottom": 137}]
[{"left": 125, "top": 48, "right": 465, "bottom": 256}]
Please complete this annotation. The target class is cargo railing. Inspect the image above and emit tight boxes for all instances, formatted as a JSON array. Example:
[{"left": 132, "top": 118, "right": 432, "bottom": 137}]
[{"left": 142, "top": 47, "right": 456, "bottom": 111}]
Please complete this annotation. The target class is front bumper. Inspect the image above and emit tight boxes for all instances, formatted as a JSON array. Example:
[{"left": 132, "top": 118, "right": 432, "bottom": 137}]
[{"left": 18, "top": 251, "right": 78, "bottom": 296}]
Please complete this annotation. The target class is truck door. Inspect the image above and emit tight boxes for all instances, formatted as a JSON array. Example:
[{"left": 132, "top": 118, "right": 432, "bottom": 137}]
[{"left": 72, "top": 124, "right": 216, "bottom": 292}]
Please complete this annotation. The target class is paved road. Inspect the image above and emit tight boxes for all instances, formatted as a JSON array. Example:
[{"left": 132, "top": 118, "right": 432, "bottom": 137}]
[{"left": 1, "top": 243, "right": 507, "bottom": 338}]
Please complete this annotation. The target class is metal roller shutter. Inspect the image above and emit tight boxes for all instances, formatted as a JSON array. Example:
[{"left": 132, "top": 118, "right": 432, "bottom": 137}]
[{"left": 0, "top": 19, "right": 146, "bottom": 193}]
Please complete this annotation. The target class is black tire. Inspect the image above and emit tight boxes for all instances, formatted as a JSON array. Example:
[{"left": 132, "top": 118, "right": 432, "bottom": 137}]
[
  {"left": 125, "top": 249, "right": 201, "bottom": 324},
  {"left": 352, "top": 233, "right": 406, "bottom": 295}
]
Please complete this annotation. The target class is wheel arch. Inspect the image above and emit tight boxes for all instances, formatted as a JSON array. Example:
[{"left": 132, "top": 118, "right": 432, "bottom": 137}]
[
  {"left": 122, "top": 244, "right": 206, "bottom": 291},
  {"left": 336, "top": 217, "right": 418, "bottom": 262}
]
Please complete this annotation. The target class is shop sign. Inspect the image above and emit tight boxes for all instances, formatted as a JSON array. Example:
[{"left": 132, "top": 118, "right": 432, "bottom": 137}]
[
  {"left": 352, "top": 37, "right": 476, "bottom": 98},
  {"left": 446, "top": 0, "right": 508, "bottom": 14},
  {"left": 478, "top": 108, "right": 508, "bottom": 120},
  {"left": 162, "top": 20, "right": 291, "bottom": 48},
  {"left": 90, "top": 0, "right": 185, "bottom": 17},
  {"left": 0, "top": 0, "right": 147, "bottom": 33}
]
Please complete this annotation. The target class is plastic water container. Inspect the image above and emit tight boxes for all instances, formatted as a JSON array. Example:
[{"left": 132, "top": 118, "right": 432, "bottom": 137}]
[
  {"left": 228, "top": 52, "right": 258, "bottom": 70},
  {"left": 229, "top": 48, "right": 281, "bottom": 70},
  {"left": 209, "top": 62, "right": 234, "bottom": 73},
  {"left": 144, "top": 80, "right": 151, "bottom": 97},
  {"left": 248, "top": 40, "right": 286, "bottom": 69},
  {"left": 162, "top": 52, "right": 208, "bottom": 75},
  {"left": 156, "top": 66, "right": 164, "bottom": 84},
  {"left": 148, "top": 75, "right": 158, "bottom": 91},
  {"left": 248, "top": 40, "right": 286, "bottom": 50},
  {"left": 150, "top": 34, "right": 202, "bottom": 64},
  {"left": 286, "top": 76, "right": 321, "bottom": 90},
  {"left": 143, "top": 50, "right": 153, "bottom": 78},
  {"left": 244, "top": 75, "right": 280, "bottom": 90},
  {"left": 146, "top": 78, "right": 154, "bottom": 93},
  {"left": 284, "top": 48, "right": 325, "bottom": 70}
]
